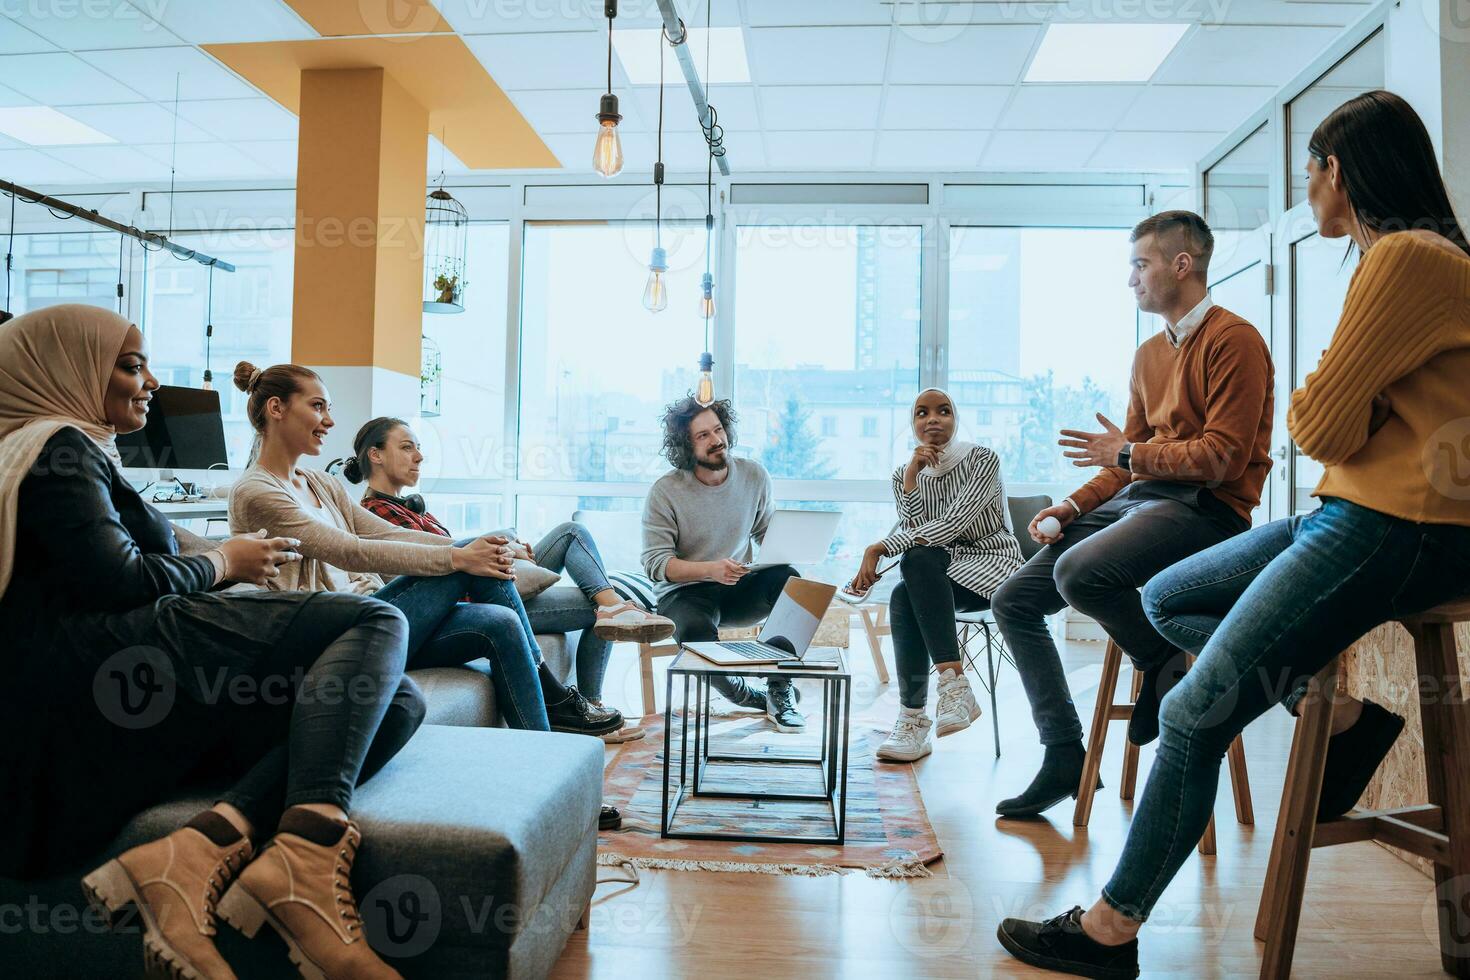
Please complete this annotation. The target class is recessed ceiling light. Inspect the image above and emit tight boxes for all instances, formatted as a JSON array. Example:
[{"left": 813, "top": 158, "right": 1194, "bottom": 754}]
[
  {"left": 1025, "top": 23, "right": 1190, "bottom": 83},
  {"left": 0, "top": 106, "right": 116, "bottom": 146},
  {"left": 613, "top": 27, "right": 749, "bottom": 85}
]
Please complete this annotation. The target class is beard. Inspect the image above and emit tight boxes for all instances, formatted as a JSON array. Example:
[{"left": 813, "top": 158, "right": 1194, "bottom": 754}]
[{"left": 694, "top": 445, "right": 728, "bottom": 471}]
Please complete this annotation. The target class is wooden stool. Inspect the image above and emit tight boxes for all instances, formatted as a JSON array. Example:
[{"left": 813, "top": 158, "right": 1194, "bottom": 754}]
[
  {"left": 1073, "top": 638, "right": 1254, "bottom": 855},
  {"left": 636, "top": 602, "right": 854, "bottom": 717},
  {"left": 1255, "top": 598, "right": 1470, "bottom": 979},
  {"left": 854, "top": 602, "right": 892, "bottom": 684}
]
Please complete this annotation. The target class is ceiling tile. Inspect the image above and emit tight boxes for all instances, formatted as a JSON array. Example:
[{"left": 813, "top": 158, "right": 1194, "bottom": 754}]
[
  {"left": 4, "top": 0, "right": 181, "bottom": 50},
  {"left": 764, "top": 130, "right": 875, "bottom": 170},
  {"left": 980, "top": 130, "right": 1106, "bottom": 170},
  {"left": 58, "top": 102, "right": 215, "bottom": 143},
  {"left": 880, "top": 85, "right": 1009, "bottom": 130},
  {"left": 135, "top": 141, "right": 272, "bottom": 179},
  {"left": 505, "top": 88, "right": 614, "bottom": 135},
  {"left": 1120, "top": 85, "right": 1274, "bottom": 131},
  {"left": 0, "top": 52, "right": 145, "bottom": 104},
  {"left": 1087, "top": 130, "right": 1225, "bottom": 170},
  {"left": 0, "top": 81, "right": 35, "bottom": 107},
  {"left": 0, "top": 147, "right": 98, "bottom": 183},
  {"left": 464, "top": 31, "right": 615, "bottom": 91},
  {"left": 134, "top": 0, "right": 316, "bottom": 44},
  {"left": 761, "top": 85, "right": 881, "bottom": 131},
  {"left": 175, "top": 98, "right": 297, "bottom": 142},
  {"left": 79, "top": 47, "right": 258, "bottom": 101},
  {"left": 1153, "top": 25, "right": 1341, "bottom": 86},
  {"left": 887, "top": 24, "right": 1041, "bottom": 84},
  {"left": 1001, "top": 85, "right": 1145, "bottom": 131},
  {"left": 631, "top": 84, "right": 756, "bottom": 138},
  {"left": 539, "top": 131, "right": 656, "bottom": 173},
  {"left": 746, "top": 26, "right": 889, "bottom": 85},
  {"left": 745, "top": 1, "right": 892, "bottom": 27},
  {"left": 439, "top": 0, "right": 737, "bottom": 33},
  {"left": 874, "top": 130, "right": 983, "bottom": 170},
  {"left": 43, "top": 143, "right": 172, "bottom": 181},
  {"left": 0, "top": 17, "right": 56, "bottom": 53},
  {"left": 236, "top": 139, "right": 298, "bottom": 176}
]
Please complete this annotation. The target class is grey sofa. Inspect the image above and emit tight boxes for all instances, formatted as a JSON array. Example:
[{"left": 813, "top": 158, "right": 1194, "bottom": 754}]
[{"left": 0, "top": 590, "right": 603, "bottom": 979}]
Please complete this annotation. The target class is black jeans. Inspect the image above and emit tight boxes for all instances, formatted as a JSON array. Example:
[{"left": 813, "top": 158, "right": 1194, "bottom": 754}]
[
  {"left": 889, "top": 546, "right": 988, "bottom": 710},
  {"left": 989, "top": 482, "right": 1244, "bottom": 746},
  {"left": 659, "top": 565, "right": 799, "bottom": 700}
]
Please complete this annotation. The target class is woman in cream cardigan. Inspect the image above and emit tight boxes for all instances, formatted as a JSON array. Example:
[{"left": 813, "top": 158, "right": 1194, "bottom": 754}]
[{"left": 226, "top": 360, "right": 622, "bottom": 740}]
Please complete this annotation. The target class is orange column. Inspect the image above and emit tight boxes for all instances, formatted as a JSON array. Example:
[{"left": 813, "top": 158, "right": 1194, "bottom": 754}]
[{"left": 292, "top": 67, "right": 427, "bottom": 456}]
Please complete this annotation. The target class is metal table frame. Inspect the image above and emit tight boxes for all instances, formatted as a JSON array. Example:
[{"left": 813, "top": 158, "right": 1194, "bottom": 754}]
[{"left": 660, "top": 650, "right": 852, "bottom": 845}]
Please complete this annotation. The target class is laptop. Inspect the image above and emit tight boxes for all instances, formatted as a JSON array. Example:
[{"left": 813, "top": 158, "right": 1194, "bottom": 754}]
[
  {"left": 745, "top": 509, "right": 842, "bottom": 570},
  {"left": 684, "top": 579, "right": 838, "bottom": 665}
]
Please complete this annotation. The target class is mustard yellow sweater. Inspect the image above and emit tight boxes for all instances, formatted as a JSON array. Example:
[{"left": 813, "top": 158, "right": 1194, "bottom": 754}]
[{"left": 1289, "top": 231, "right": 1470, "bottom": 525}]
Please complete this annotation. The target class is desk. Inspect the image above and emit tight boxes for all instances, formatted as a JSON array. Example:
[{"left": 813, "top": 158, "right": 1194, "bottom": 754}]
[{"left": 153, "top": 500, "right": 231, "bottom": 537}]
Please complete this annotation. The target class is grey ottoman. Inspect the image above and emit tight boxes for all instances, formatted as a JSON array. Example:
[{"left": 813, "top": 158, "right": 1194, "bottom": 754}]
[{"left": 0, "top": 725, "right": 603, "bottom": 979}]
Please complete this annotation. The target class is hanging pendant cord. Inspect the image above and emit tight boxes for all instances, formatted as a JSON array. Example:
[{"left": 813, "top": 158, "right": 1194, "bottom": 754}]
[
  {"left": 168, "top": 72, "right": 180, "bottom": 239},
  {"left": 6, "top": 191, "right": 16, "bottom": 312},
  {"left": 116, "top": 233, "right": 125, "bottom": 314},
  {"left": 656, "top": 28, "right": 665, "bottom": 248},
  {"left": 202, "top": 263, "right": 214, "bottom": 387}
]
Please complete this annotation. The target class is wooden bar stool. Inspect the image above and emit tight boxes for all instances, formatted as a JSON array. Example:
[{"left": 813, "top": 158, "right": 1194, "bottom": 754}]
[
  {"left": 1255, "top": 598, "right": 1470, "bottom": 979},
  {"left": 1073, "top": 638, "right": 1255, "bottom": 855}
]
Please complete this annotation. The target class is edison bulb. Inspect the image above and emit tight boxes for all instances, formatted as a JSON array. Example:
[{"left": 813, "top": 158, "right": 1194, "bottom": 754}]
[
  {"left": 643, "top": 246, "right": 669, "bottom": 312},
  {"left": 698, "top": 272, "right": 715, "bottom": 320},
  {"left": 695, "top": 352, "right": 714, "bottom": 407},
  {"left": 592, "top": 119, "right": 623, "bottom": 178}
]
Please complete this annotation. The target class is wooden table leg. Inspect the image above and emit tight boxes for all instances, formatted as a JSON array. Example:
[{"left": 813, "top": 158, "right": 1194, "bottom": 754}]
[{"left": 1075, "top": 640, "right": 1123, "bottom": 828}]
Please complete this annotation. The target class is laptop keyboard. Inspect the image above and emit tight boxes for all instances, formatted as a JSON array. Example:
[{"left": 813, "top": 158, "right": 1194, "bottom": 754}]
[{"left": 719, "top": 641, "right": 793, "bottom": 660}]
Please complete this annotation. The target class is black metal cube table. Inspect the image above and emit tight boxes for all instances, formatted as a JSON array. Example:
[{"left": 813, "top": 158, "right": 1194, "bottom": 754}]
[{"left": 661, "top": 648, "right": 852, "bottom": 844}]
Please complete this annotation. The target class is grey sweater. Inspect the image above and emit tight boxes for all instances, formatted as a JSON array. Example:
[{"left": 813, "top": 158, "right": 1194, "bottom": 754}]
[{"left": 641, "top": 456, "right": 773, "bottom": 601}]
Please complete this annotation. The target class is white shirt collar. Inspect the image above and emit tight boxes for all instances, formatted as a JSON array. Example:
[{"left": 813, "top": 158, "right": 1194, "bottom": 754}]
[{"left": 1164, "top": 292, "right": 1214, "bottom": 348}]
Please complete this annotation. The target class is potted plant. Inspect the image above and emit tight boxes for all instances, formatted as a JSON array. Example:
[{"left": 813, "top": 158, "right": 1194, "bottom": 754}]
[{"left": 433, "top": 271, "right": 461, "bottom": 306}]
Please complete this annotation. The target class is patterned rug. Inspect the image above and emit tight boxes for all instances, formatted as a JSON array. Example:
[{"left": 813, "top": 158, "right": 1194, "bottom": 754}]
[{"left": 598, "top": 709, "right": 944, "bottom": 878}]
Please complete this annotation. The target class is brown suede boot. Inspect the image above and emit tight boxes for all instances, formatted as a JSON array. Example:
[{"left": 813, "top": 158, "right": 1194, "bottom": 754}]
[
  {"left": 82, "top": 809, "right": 254, "bottom": 980},
  {"left": 216, "top": 807, "right": 401, "bottom": 980}
]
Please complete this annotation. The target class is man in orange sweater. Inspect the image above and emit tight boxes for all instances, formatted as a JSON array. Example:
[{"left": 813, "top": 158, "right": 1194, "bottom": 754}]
[{"left": 991, "top": 210, "right": 1274, "bottom": 818}]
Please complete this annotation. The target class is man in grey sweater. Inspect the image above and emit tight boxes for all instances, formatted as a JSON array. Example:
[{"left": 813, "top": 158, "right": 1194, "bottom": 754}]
[{"left": 641, "top": 397, "right": 805, "bottom": 732}]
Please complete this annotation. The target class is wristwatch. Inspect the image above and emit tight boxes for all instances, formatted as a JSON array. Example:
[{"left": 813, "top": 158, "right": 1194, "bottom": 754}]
[{"left": 1117, "top": 443, "right": 1133, "bottom": 471}]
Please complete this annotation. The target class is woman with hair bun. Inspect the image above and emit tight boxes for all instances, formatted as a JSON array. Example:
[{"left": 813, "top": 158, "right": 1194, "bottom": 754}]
[
  {"left": 225, "top": 361, "right": 630, "bottom": 751},
  {"left": 344, "top": 416, "right": 672, "bottom": 717}
]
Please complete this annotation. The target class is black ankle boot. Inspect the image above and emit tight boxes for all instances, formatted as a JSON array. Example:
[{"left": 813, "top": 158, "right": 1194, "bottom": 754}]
[
  {"left": 1317, "top": 699, "right": 1405, "bottom": 820},
  {"left": 1127, "top": 651, "right": 1189, "bottom": 747},
  {"left": 996, "top": 742, "right": 1099, "bottom": 818}
]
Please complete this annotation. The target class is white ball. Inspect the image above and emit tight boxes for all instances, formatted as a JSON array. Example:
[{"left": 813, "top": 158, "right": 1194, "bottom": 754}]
[{"left": 1038, "top": 515, "right": 1062, "bottom": 538}]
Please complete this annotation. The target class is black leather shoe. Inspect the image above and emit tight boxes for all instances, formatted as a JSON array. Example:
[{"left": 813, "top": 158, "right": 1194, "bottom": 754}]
[
  {"left": 599, "top": 805, "right": 622, "bottom": 831},
  {"left": 1318, "top": 699, "right": 1405, "bottom": 819},
  {"left": 997, "top": 906, "right": 1139, "bottom": 979},
  {"left": 548, "top": 687, "right": 624, "bottom": 736},
  {"left": 1127, "top": 651, "right": 1189, "bottom": 747},
  {"left": 996, "top": 742, "right": 1099, "bottom": 818},
  {"left": 724, "top": 678, "right": 768, "bottom": 711},
  {"left": 766, "top": 681, "right": 806, "bottom": 733}
]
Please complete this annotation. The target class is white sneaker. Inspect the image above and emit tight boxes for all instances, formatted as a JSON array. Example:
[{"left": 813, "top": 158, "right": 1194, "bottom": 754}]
[
  {"left": 934, "top": 669, "right": 981, "bottom": 737},
  {"left": 876, "top": 710, "right": 934, "bottom": 762},
  {"left": 592, "top": 601, "right": 676, "bottom": 642}
]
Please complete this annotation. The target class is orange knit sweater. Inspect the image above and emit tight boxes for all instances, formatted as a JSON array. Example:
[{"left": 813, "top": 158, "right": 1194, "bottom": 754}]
[
  {"left": 1289, "top": 231, "right": 1470, "bottom": 525},
  {"left": 1069, "top": 305, "right": 1275, "bottom": 523}
]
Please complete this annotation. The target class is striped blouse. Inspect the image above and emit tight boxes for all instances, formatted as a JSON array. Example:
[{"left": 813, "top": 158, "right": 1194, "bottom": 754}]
[{"left": 878, "top": 445, "right": 1024, "bottom": 597}]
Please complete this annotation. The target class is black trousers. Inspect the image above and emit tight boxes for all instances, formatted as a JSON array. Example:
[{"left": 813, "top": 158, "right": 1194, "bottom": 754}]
[
  {"left": 659, "top": 565, "right": 799, "bottom": 700},
  {"left": 889, "top": 546, "right": 988, "bottom": 709}
]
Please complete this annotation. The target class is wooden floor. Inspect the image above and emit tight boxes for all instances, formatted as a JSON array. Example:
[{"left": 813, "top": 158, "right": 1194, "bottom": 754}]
[{"left": 553, "top": 633, "right": 1449, "bottom": 979}]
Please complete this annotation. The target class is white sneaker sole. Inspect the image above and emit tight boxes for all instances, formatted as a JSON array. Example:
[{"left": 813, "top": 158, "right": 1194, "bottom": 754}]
[
  {"left": 876, "top": 741, "right": 933, "bottom": 762},
  {"left": 935, "top": 702, "right": 982, "bottom": 738},
  {"left": 768, "top": 712, "right": 806, "bottom": 734}
]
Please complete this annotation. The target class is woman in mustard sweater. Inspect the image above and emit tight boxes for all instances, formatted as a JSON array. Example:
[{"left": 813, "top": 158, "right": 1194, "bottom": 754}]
[{"left": 998, "top": 90, "right": 1470, "bottom": 978}]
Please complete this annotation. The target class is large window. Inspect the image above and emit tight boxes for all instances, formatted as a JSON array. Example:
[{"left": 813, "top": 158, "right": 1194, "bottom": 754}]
[
  {"left": 732, "top": 223, "right": 923, "bottom": 482},
  {"left": 1287, "top": 31, "right": 1384, "bottom": 209},
  {"left": 141, "top": 227, "right": 295, "bottom": 468},
  {"left": 517, "top": 221, "right": 704, "bottom": 487},
  {"left": 9, "top": 232, "right": 123, "bottom": 315},
  {"left": 1290, "top": 232, "right": 1357, "bottom": 512},
  {"left": 420, "top": 222, "right": 510, "bottom": 483},
  {"left": 947, "top": 227, "right": 1135, "bottom": 498},
  {"left": 1205, "top": 123, "right": 1271, "bottom": 233}
]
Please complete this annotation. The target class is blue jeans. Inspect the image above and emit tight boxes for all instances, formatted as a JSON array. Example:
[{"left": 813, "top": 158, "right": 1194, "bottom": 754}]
[
  {"left": 524, "top": 522, "right": 614, "bottom": 699},
  {"left": 374, "top": 539, "right": 550, "bottom": 731},
  {"left": 1102, "top": 498, "right": 1470, "bottom": 921}
]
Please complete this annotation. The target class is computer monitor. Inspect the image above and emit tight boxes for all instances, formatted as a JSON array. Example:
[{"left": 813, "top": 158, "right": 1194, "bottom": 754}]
[{"left": 115, "top": 385, "right": 228, "bottom": 471}]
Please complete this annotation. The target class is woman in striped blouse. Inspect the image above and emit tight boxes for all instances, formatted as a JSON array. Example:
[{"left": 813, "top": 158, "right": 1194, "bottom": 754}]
[{"left": 850, "top": 388, "right": 1023, "bottom": 761}]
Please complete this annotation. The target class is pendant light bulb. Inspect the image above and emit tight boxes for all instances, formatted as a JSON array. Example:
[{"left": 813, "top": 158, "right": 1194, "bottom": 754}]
[
  {"left": 696, "top": 352, "right": 715, "bottom": 407},
  {"left": 698, "top": 272, "right": 715, "bottom": 320},
  {"left": 593, "top": 95, "right": 624, "bottom": 178},
  {"left": 643, "top": 246, "right": 669, "bottom": 312}
]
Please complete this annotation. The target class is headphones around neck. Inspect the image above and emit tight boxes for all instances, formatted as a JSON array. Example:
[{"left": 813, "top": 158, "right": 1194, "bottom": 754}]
[{"left": 368, "top": 487, "right": 426, "bottom": 515}]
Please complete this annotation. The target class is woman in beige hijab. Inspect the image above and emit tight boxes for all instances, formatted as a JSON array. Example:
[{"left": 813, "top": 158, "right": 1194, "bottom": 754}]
[{"left": 0, "top": 305, "right": 413, "bottom": 979}]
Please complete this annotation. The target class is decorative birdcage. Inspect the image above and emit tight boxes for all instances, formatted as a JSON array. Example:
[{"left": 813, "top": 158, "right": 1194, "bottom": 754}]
[
  {"left": 420, "top": 333, "right": 442, "bottom": 417},
  {"left": 423, "top": 187, "right": 468, "bottom": 313}
]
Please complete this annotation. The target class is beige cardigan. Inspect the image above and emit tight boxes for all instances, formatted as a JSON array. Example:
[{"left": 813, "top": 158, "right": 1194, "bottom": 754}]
[{"left": 229, "top": 465, "right": 456, "bottom": 595}]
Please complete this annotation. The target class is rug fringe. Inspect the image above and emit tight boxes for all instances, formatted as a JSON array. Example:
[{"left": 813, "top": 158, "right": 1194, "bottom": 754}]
[{"left": 597, "top": 852, "right": 936, "bottom": 879}]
